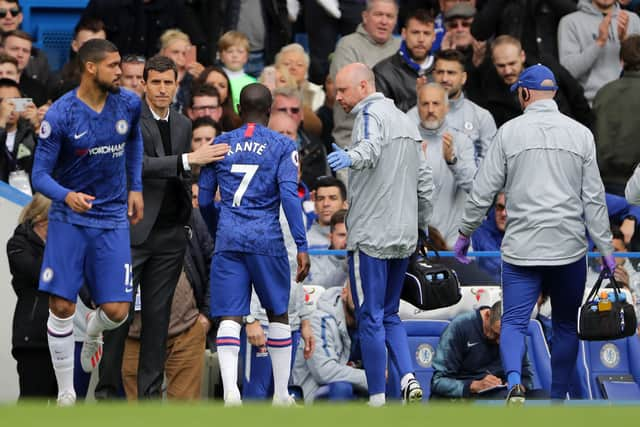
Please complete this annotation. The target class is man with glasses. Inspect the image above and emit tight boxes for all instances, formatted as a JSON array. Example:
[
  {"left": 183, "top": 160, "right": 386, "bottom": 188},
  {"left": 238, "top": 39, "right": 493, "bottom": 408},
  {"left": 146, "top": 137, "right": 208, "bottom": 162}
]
[
  {"left": 440, "top": 3, "right": 486, "bottom": 69},
  {"left": 120, "top": 55, "right": 145, "bottom": 97},
  {"left": 186, "top": 84, "right": 222, "bottom": 123},
  {"left": 272, "top": 86, "right": 329, "bottom": 189},
  {"left": 431, "top": 0, "right": 476, "bottom": 52},
  {"left": 431, "top": 301, "right": 540, "bottom": 399},
  {"left": 0, "top": 0, "right": 50, "bottom": 88}
]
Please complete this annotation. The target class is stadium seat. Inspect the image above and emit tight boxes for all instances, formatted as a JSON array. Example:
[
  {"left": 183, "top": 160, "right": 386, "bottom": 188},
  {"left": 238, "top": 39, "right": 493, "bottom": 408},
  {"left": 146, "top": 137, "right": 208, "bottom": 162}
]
[
  {"left": 21, "top": 0, "right": 90, "bottom": 71},
  {"left": 525, "top": 319, "right": 551, "bottom": 393},
  {"left": 387, "top": 320, "right": 450, "bottom": 400},
  {"left": 574, "top": 335, "right": 640, "bottom": 400}
]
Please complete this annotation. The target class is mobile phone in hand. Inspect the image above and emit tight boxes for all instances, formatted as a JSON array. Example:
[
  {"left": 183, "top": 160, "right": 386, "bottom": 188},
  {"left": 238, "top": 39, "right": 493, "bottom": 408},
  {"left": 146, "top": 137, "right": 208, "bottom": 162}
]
[{"left": 11, "top": 98, "right": 33, "bottom": 112}]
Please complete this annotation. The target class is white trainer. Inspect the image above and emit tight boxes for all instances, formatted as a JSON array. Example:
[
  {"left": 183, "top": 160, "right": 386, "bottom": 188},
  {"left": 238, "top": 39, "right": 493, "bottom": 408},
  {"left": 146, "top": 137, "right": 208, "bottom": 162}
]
[
  {"left": 273, "top": 395, "right": 297, "bottom": 407},
  {"left": 80, "top": 312, "right": 103, "bottom": 373},
  {"left": 224, "top": 391, "right": 242, "bottom": 407},
  {"left": 57, "top": 390, "right": 76, "bottom": 407}
]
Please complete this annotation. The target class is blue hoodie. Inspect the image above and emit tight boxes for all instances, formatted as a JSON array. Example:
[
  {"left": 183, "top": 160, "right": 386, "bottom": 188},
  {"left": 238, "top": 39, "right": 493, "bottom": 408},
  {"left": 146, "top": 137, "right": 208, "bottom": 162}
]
[{"left": 471, "top": 208, "right": 503, "bottom": 282}]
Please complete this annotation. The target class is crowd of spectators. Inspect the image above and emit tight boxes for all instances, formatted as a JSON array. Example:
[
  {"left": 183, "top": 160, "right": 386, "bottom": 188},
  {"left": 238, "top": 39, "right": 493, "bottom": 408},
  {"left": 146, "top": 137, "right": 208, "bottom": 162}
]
[{"left": 4, "top": 0, "right": 640, "bottom": 403}]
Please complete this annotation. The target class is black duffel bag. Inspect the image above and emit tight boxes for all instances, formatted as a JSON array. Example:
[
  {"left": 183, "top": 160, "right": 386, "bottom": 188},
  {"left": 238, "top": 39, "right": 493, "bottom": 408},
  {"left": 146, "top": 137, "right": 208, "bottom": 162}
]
[
  {"left": 577, "top": 271, "right": 637, "bottom": 341},
  {"left": 402, "top": 237, "right": 462, "bottom": 311}
]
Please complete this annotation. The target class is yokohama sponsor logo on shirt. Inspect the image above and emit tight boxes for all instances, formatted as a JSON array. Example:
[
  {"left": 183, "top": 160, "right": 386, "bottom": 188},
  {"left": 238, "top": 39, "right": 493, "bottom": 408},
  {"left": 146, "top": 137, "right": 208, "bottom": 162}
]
[{"left": 88, "top": 142, "right": 125, "bottom": 158}]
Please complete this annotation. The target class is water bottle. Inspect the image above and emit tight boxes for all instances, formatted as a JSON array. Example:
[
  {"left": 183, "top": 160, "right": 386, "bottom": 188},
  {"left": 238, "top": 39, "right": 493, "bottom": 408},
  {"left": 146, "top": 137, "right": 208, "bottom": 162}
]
[{"left": 598, "top": 291, "right": 612, "bottom": 311}]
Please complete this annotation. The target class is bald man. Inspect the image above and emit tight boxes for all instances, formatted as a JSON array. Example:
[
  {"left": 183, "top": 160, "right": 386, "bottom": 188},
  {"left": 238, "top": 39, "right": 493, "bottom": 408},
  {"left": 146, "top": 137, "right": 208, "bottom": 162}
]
[
  {"left": 268, "top": 111, "right": 298, "bottom": 141},
  {"left": 455, "top": 65, "right": 615, "bottom": 404},
  {"left": 198, "top": 83, "right": 310, "bottom": 406},
  {"left": 327, "top": 63, "right": 434, "bottom": 406}
]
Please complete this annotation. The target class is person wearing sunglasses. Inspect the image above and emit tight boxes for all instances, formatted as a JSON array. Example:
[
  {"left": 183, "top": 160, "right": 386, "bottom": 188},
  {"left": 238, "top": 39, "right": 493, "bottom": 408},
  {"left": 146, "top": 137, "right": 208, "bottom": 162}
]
[{"left": 440, "top": 3, "right": 487, "bottom": 68}]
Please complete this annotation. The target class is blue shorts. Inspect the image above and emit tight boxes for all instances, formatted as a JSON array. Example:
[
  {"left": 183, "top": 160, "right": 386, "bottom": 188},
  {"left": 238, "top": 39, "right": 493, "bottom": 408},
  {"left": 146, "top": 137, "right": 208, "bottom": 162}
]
[
  {"left": 39, "top": 220, "right": 134, "bottom": 305},
  {"left": 210, "top": 251, "right": 290, "bottom": 317}
]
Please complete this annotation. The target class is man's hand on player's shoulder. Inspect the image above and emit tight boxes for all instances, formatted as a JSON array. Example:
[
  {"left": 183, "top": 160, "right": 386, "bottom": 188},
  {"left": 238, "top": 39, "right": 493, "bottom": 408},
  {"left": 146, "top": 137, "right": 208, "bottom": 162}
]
[
  {"left": 188, "top": 142, "right": 230, "bottom": 166},
  {"left": 296, "top": 252, "right": 310, "bottom": 283},
  {"left": 64, "top": 192, "right": 95, "bottom": 213},
  {"left": 127, "top": 191, "right": 144, "bottom": 225}
]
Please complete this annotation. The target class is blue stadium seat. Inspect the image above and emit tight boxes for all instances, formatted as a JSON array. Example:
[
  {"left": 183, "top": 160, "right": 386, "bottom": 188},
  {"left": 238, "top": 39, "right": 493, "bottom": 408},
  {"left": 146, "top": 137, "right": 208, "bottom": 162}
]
[
  {"left": 387, "top": 320, "right": 450, "bottom": 400},
  {"left": 574, "top": 335, "right": 640, "bottom": 400},
  {"left": 20, "top": 0, "right": 89, "bottom": 71},
  {"left": 525, "top": 319, "right": 551, "bottom": 393}
]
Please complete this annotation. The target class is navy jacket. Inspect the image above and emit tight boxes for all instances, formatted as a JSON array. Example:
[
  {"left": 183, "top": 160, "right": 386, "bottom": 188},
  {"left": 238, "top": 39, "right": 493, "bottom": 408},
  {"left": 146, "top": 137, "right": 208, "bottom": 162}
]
[{"left": 431, "top": 309, "right": 534, "bottom": 398}]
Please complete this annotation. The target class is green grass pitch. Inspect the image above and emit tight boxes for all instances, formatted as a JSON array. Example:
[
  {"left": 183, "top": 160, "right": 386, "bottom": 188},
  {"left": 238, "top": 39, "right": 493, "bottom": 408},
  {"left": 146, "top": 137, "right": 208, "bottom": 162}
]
[{"left": 1, "top": 402, "right": 640, "bottom": 427}]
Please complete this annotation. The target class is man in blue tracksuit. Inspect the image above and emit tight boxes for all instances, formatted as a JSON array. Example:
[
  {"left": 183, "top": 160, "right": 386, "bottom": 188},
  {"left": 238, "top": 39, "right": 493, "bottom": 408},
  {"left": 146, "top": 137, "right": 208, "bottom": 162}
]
[{"left": 454, "top": 64, "right": 615, "bottom": 403}]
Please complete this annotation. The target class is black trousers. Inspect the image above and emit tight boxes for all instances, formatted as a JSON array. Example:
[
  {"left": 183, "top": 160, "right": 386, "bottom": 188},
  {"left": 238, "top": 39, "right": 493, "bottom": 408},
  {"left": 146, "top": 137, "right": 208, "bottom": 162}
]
[
  {"left": 13, "top": 348, "right": 57, "bottom": 399},
  {"left": 96, "top": 225, "right": 187, "bottom": 399},
  {"left": 305, "top": 0, "right": 365, "bottom": 84}
]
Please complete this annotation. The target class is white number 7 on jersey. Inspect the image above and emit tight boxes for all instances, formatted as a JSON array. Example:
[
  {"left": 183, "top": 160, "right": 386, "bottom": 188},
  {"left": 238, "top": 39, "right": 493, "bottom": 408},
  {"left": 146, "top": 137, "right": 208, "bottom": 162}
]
[{"left": 230, "top": 164, "right": 259, "bottom": 207}]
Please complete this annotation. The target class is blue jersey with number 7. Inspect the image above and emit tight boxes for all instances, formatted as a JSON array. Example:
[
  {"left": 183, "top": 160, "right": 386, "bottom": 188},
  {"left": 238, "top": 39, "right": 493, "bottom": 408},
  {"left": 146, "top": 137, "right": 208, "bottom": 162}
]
[{"left": 198, "top": 123, "right": 304, "bottom": 256}]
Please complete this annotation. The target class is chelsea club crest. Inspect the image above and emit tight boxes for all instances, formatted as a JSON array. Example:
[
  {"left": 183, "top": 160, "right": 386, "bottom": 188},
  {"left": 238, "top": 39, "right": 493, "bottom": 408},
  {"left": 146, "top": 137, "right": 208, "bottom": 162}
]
[{"left": 116, "top": 119, "right": 129, "bottom": 135}]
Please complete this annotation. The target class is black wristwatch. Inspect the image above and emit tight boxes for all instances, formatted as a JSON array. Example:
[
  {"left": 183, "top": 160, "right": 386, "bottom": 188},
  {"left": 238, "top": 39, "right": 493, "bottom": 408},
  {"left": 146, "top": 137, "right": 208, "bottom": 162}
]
[{"left": 446, "top": 155, "right": 458, "bottom": 166}]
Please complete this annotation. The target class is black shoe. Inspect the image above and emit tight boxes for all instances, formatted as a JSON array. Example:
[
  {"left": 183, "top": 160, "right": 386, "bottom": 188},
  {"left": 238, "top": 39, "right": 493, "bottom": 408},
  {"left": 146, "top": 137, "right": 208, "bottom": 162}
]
[
  {"left": 506, "top": 384, "right": 525, "bottom": 406},
  {"left": 402, "top": 378, "right": 423, "bottom": 404}
]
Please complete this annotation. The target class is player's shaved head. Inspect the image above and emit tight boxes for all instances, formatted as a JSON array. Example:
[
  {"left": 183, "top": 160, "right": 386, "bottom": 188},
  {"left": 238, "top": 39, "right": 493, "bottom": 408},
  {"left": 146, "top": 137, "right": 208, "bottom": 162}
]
[
  {"left": 334, "top": 63, "right": 376, "bottom": 113},
  {"left": 78, "top": 38, "right": 118, "bottom": 70},
  {"left": 239, "top": 83, "right": 272, "bottom": 124},
  {"left": 338, "top": 62, "right": 375, "bottom": 88}
]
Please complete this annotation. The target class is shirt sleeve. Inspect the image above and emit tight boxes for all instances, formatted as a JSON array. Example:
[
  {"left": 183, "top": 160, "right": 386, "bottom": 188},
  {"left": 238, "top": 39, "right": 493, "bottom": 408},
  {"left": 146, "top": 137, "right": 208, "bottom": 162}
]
[
  {"left": 417, "top": 148, "right": 434, "bottom": 231},
  {"left": 431, "top": 319, "right": 473, "bottom": 398},
  {"left": 198, "top": 165, "right": 218, "bottom": 237},
  {"left": 126, "top": 96, "right": 143, "bottom": 192},
  {"left": 449, "top": 132, "right": 477, "bottom": 193},
  {"left": 460, "top": 129, "right": 508, "bottom": 237},
  {"left": 626, "top": 163, "right": 640, "bottom": 206},
  {"left": 278, "top": 141, "right": 308, "bottom": 253},
  {"left": 581, "top": 135, "right": 614, "bottom": 256},
  {"left": 347, "top": 110, "right": 383, "bottom": 170},
  {"left": 31, "top": 109, "right": 71, "bottom": 202}
]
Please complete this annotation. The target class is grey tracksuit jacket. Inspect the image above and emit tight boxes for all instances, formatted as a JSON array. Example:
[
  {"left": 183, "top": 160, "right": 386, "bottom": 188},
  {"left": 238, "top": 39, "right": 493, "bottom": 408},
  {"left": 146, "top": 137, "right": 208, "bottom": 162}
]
[
  {"left": 408, "top": 93, "right": 497, "bottom": 165},
  {"left": 416, "top": 120, "right": 477, "bottom": 248},
  {"left": 626, "top": 164, "right": 640, "bottom": 205},
  {"left": 460, "top": 99, "right": 613, "bottom": 265},
  {"left": 558, "top": 0, "right": 640, "bottom": 104},
  {"left": 345, "top": 92, "right": 434, "bottom": 259},
  {"left": 292, "top": 287, "right": 367, "bottom": 402}
]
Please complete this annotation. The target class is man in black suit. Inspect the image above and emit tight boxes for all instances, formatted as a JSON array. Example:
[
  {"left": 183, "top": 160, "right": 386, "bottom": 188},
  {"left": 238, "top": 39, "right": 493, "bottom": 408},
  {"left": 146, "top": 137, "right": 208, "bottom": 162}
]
[{"left": 96, "top": 55, "right": 228, "bottom": 399}]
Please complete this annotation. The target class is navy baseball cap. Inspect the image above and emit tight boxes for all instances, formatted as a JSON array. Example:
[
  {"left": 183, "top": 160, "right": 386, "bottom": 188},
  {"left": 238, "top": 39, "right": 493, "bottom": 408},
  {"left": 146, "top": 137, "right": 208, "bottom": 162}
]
[{"left": 509, "top": 64, "right": 558, "bottom": 92}]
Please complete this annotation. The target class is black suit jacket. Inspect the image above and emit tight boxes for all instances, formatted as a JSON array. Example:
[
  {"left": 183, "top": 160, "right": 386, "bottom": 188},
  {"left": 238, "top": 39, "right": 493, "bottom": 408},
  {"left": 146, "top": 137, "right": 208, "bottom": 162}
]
[{"left": 130, "top": 101, "right": 192, "bottom": 246}]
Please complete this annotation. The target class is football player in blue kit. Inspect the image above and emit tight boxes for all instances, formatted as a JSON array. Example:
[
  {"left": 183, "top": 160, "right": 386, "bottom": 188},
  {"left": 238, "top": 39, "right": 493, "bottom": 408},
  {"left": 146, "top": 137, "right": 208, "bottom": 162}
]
[
  {"left": 31, "top": 39, "right": 143, "bottom": 406},
  {"left": 198, "top": 83, "right": 310, "bottom": 406}
]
